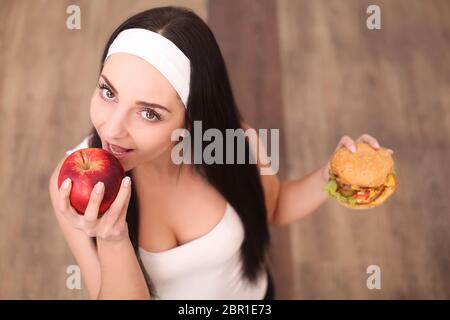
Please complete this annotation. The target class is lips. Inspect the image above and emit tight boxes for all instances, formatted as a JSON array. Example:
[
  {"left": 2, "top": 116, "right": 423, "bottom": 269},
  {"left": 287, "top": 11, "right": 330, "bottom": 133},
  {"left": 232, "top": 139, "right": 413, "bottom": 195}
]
[
  {"left": 103, "top": 140, "right": 134, "bottom": 158},
  {"left": 110, "top": 143, "right": 131, "bottom": 153}
]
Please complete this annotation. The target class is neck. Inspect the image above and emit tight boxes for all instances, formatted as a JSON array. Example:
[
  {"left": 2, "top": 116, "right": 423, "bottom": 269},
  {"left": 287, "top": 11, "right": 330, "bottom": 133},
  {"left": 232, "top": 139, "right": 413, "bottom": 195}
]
[{"left": 131, "top": 150, "right": 196, "bottom": 191}]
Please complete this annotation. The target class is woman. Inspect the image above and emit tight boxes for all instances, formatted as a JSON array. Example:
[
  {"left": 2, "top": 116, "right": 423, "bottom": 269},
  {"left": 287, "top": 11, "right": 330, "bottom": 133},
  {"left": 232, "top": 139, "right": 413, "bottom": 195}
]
[{"left": 48, "top": 6, "right": 393, "bottom": 300}]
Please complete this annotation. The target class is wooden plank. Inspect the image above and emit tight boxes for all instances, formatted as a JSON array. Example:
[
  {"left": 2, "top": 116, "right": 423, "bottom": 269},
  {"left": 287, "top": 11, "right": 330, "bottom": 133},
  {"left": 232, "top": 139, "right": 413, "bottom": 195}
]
[
  {"left": 208, "top": 0, "right": 293, "bottom": 299},
  {"left": 0, "top": 0, "right": 207, "bottom": 300},
  {"left": 278, "top": 0, "right": 450, "bottom": 298}
]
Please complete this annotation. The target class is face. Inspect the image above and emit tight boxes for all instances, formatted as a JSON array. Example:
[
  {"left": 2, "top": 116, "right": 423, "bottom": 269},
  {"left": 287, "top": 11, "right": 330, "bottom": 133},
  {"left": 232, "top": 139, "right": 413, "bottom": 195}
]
[{"left": 90, "top": 53, "right": 186, "bottom": 172}]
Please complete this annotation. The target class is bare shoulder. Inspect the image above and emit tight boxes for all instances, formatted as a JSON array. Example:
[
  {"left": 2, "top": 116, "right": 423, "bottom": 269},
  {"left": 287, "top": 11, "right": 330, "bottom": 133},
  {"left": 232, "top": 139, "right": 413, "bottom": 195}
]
[{"left": 240, "top": 120, "right": 280, "bottom": 225}]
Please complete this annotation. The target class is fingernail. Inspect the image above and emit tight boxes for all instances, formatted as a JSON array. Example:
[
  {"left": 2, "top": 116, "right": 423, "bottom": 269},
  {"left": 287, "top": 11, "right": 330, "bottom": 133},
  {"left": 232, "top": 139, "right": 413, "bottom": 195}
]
[
  {"left": 95, "top": 182, "right": 104, "bottom": 194},
  {"left": 123, "top": 176, "right": 131, "bottom": 187},
  {"left": 375, "top": 142, "right": 380, "bottom": 148},
  {"left": 62, "top": 178, "right": 71, "bottom": 190},
  {"left": 350, "top": 145, "right": 356, "bottom": 153}
]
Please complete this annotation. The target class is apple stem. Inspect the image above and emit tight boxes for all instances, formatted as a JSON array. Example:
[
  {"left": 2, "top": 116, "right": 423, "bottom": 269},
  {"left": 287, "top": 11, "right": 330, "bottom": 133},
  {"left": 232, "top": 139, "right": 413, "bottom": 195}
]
[{"left": 80, "top": 151, "right": 89, "bottom": 170}]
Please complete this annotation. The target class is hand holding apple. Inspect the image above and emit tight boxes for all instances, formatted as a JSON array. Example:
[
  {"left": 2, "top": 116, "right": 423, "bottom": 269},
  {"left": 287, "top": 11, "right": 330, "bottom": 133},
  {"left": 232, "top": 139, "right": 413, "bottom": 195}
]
[
  {"left": 55, "top": 148, "right": 131, "bottom": 241},
  {"left": 57, "top": 148, "right": 125, "bottom": 215},
  {"left": 58, "top": 173, "right": 132, "bottom": 241}
]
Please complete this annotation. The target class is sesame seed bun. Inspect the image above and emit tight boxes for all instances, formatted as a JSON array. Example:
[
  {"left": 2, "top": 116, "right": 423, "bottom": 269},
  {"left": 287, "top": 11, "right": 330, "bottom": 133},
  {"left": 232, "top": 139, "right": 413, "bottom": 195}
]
[{"left": 330, "top": 143, "right": 394, "bottom": 187}]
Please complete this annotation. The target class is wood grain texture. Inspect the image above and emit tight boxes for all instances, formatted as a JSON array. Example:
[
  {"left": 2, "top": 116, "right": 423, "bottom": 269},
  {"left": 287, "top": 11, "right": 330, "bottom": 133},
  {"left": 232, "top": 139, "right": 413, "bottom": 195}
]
[
  {"left": 0, "top": 0, "right": 207, "bottom": 300},
  {"left": 278, "top": 0, "right": 450, "bottom": 298},
  {"left": 1, "top": 0, "right": 449, "bottom": 300},
  {"left": 208, "top": 0, "right": 293, "bottom": 299}
]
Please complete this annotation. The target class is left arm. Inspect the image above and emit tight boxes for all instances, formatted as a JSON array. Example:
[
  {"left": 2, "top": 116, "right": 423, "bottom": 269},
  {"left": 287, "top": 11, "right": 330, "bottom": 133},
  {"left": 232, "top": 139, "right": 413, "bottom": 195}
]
[
  {"left": 272, "top": 134, "right": 393, "bottom": 226},
  {"left": 241, "top": 120, "right": 392, "bottom": 227},
  {"left": 271, "top": 164, "right": 329, "bottom": 226},
  {"left": 241, "top": 120, "right": 330, "bottom": 226}
]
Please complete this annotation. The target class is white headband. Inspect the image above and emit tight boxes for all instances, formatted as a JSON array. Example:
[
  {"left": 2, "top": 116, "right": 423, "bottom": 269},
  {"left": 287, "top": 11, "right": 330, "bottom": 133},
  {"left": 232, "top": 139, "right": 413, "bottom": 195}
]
[{"left": 105, "top": 28, "right": 191, "bottom": 108}]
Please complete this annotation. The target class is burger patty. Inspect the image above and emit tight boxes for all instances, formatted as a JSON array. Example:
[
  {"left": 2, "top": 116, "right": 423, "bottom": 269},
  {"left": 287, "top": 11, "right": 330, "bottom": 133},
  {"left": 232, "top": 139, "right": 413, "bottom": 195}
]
[
  {"left": 336, "top": 182, "right": 386, "bottom": 203},
  {"left": 330, "top": 171, "right": 395, "bottom": 206},
  {"left": 339, "top": 187, "right": 357, "bottom": 197}
]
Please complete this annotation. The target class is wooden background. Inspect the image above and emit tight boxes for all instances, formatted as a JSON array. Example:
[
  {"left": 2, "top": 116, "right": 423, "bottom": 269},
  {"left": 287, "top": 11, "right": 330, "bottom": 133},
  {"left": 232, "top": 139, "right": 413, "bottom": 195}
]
[{"left": 0, "top": 0, "right": 448, "bottom": 299}]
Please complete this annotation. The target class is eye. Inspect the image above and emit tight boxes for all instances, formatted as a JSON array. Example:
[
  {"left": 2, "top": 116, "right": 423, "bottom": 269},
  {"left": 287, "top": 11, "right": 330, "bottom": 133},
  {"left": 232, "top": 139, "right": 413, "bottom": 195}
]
[
  {"left": 139, "top": 108, "right": 162, "bottom": 122},
  {"left": 97, "top": 82, "right": 115, "bottom": 101}
]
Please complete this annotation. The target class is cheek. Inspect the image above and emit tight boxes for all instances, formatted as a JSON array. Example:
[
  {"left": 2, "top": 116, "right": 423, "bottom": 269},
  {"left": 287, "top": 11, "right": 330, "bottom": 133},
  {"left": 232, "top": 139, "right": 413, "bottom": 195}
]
[{"left": 136, "top": 125, "right": 179, "bottom": 157}]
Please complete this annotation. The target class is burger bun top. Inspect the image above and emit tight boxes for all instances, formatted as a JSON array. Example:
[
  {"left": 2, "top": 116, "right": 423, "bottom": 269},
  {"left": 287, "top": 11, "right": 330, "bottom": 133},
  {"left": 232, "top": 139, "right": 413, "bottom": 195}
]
[{"left": 330, "top": 142, "right": 394, "bottom": 187}]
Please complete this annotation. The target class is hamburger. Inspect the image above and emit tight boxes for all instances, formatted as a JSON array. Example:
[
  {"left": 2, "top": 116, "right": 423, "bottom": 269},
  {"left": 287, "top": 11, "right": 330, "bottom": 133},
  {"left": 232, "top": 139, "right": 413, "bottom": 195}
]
[{"left": 324, "top": 142, "right": 397, "bottom": 209}]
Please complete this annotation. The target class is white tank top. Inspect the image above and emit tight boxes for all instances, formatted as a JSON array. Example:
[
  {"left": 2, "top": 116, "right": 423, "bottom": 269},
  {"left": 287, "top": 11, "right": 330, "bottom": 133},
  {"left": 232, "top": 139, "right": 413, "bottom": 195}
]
[
  {"left": 139, "top": 201, "right": 268, "bottom": 300},
  {"left": 65, "top": 135, "right": 269, "bottom": 299}
]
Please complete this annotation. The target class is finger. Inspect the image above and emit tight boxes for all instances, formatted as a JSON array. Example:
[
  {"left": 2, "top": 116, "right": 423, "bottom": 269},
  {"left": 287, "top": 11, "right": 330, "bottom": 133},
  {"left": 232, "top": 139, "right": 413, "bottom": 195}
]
[
  {"left": 104, "top": 176, "right": 132, "bottom": 226},
  {"left": 58, "top": 178, "right": 83, "bottom": 227},
  {"left": 385, "top": 148, "right": 394, "bottom": 155},
  {"left": 102, "top": 188, "right": 131, "bottom": 238},
  {"left": 116, "top": 180, "right": 132, "bottom": 226},
  {"left": 83, "top": 181, "right": 105, "bottom": 229},
  {"left": 355, "top": 134, "right": 380, "bottom": 149},
  {"left": 336, "top": 136, "right": 356, "bottom": 153},
  {"left": 99, "top": 178, "right": 132, "bottom": 238},
  {"left": 58, "top": 178, "right": 73, "bottom": 213}
]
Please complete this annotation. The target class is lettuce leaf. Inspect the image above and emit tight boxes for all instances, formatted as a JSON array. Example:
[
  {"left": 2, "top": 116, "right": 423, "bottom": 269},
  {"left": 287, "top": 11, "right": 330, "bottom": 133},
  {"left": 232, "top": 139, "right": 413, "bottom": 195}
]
[
  {"left": 324, "top": 178, "right": 357, "bottom": 207},
  {"left": 324, "top": 179, "right": 338, "bottom": 196}
]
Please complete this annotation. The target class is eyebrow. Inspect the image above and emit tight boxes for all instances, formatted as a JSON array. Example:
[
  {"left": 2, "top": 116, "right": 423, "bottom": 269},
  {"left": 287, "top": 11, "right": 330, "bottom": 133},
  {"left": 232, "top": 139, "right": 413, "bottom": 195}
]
[{"left": 100, "top": 74, "right": 171, "bottom": 113}]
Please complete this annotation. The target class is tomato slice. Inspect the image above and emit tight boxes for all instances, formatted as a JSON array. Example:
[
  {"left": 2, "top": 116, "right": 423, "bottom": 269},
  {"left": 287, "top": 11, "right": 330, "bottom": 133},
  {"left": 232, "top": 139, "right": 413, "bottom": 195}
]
[{"left": 355, "top": 191, "right": 370, "bottom": 200}]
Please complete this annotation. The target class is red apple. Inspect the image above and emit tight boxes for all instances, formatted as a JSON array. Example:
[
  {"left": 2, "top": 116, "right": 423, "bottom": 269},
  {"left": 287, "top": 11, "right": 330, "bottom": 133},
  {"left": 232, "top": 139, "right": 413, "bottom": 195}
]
[{"left": 57, "top": 148, "right": 125, "bottom": 216}]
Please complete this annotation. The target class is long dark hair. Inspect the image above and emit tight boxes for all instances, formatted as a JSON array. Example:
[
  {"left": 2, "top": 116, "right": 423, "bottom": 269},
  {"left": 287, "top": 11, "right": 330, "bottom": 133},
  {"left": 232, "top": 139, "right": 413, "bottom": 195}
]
[{"left": 88, "top": 6, "right": 271, "bottom": 297}]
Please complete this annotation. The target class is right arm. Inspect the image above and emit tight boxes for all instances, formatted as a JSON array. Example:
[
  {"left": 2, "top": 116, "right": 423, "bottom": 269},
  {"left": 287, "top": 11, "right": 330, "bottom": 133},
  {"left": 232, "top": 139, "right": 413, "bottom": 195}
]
[
  {"left": 48, "top": 158, "right": 101, "bottom": 299},
  {"left": 50, "top": 158, "right": 150, "bottom": 299}
]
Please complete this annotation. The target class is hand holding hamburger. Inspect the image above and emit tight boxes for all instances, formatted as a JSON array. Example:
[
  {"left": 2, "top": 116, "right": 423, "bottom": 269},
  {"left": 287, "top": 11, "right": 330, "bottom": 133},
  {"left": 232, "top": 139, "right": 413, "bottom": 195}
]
[{"left": 323, "top": 134, "right": 397, "bottom": 209}]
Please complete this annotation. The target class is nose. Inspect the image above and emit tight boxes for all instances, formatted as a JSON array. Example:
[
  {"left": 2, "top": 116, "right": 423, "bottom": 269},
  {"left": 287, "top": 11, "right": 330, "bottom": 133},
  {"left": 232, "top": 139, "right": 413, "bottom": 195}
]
[{"left": 102, "top": 105, "right": 129, "bottom": 140}]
